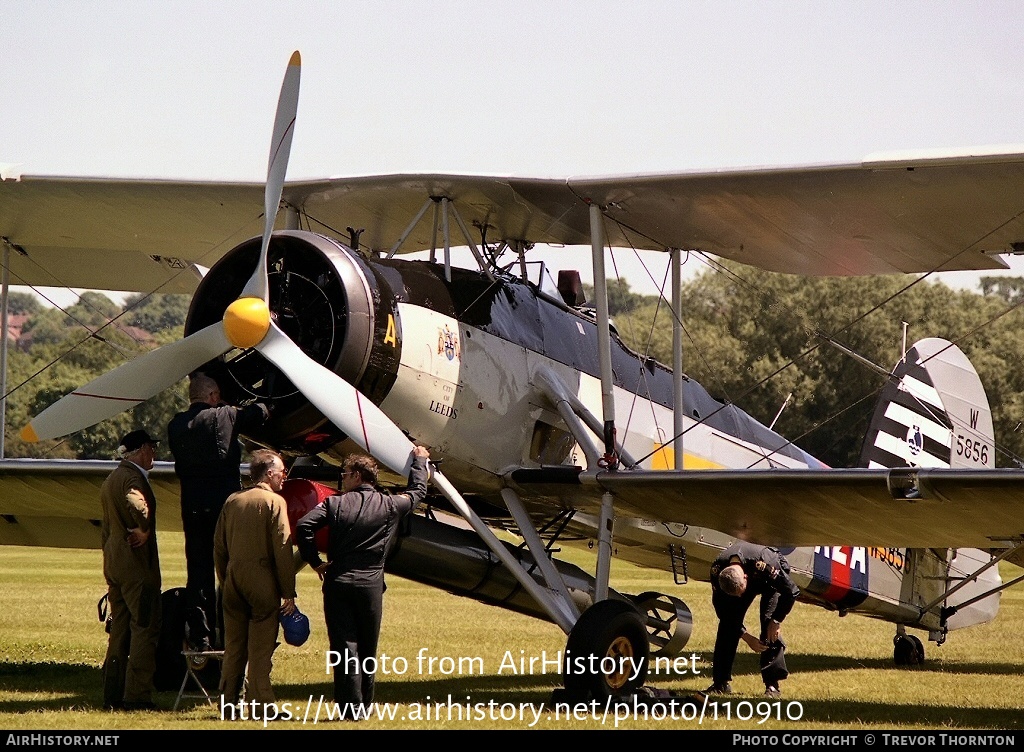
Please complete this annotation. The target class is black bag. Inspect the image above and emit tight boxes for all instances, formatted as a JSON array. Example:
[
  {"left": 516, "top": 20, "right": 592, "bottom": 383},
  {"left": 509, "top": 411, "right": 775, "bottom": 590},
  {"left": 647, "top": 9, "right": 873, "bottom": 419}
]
[
  {"left": 154, "top": 587, "right": 222, "bottom": 691},
  {"left": 154, "top": 587, "right": 188, "bottom": 691}
]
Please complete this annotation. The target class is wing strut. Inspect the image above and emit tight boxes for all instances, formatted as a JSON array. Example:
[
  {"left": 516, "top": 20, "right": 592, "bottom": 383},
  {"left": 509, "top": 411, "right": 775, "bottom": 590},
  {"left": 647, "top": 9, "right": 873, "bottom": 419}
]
[
  {"left": 939, "top": 566, "right": 1024, "bottom": 626},
  {"left": 671, "top": 248, "right": 685, "bottom": 470},
  {"left": 589, "top": 204, "right": 619, "bottom": 467},
  {"left": 431, "top": 471, "right": 576, "bottom": 633},
  {"left": 589, "top": 204, "right": 621, "bottom": 605},
  {"left": 533, "top": 366, "right": 637, "bottom": 467},
  {"left": 398, "top": 196, "right": 496, "bottom": 281},
  {"left": 448, "top": 202, "right": 495, "bottom": 282},
  {"left": 386, "top": 198, "right": 434, "bottom": 258},
  {"left": 595, "top": 492, "right": 615, "bottom": 602},
  {"left": 441, "top": 198, "right": 452, "bottom": 281},
  {"left": 0, "top": 239, "right": 10, "bottom": 459},
  {"left": 500, "top": 488, "right": 581, "bottom": 623}
]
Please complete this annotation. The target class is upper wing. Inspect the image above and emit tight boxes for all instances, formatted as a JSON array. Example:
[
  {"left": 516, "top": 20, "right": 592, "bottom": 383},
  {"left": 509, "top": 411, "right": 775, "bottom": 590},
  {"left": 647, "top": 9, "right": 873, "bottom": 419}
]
[
  {"left": 289, "top": 153, "right": 1023, "bottom": 276},
  {"left": 0, "top": 176, "right": 264, "bottom": 293},
  {"left": 0, "top": 459, "right": 182, "bottom": 549},
  {"left": 513, "top": 466, "right": 1024, "bottom": 550},
  {"left": 5, "top": 147, "right": 1024, "bottom": 292},
  {"left": 570, "top": 152, "right": 1022, "bottom": 276}
]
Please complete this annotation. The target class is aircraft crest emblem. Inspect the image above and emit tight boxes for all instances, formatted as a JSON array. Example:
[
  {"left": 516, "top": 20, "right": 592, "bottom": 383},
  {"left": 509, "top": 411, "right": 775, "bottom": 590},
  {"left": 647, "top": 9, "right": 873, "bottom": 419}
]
[{"left": 438, "top": 325, "right": 461, "bottom": 361}]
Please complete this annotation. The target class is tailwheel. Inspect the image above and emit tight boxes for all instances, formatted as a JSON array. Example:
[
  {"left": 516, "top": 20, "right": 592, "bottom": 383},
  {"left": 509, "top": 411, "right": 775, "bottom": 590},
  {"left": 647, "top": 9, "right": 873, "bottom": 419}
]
[
  {"left": 893, "top": 634, "right": 925, "bottom": 666},
  {"left": 562, "top": 599, "right": 650, "bottom": 702}
]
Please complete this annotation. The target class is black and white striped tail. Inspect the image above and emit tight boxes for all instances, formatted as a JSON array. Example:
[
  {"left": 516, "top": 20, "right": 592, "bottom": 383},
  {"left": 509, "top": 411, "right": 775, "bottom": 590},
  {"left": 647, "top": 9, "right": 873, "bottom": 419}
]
[{"left": 859, "top": 338, "right": 994, "bottom": 470}]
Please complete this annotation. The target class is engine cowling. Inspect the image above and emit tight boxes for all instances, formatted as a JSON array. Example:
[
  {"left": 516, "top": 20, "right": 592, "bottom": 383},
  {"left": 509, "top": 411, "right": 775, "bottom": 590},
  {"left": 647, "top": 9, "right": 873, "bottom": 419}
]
[{"left": 185, "top": 231, "right": 402, "bottom": 455}]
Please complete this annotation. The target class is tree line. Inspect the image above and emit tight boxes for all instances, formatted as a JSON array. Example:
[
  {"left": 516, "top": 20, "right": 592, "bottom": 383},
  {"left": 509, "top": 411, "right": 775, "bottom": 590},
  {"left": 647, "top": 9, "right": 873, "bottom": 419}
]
[
  {"left": 600, "top": 268, "right": 1024, "bottom": 468},
  {"left": 3, "top": 291, "right": 189, "bottom": 461}
]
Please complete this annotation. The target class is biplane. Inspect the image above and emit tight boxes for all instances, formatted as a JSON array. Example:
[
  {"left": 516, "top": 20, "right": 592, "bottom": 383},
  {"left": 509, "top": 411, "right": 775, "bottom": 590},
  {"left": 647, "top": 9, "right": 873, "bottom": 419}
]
[{"left": 3, "top": 52, "right": 1023, "bottom": 700}]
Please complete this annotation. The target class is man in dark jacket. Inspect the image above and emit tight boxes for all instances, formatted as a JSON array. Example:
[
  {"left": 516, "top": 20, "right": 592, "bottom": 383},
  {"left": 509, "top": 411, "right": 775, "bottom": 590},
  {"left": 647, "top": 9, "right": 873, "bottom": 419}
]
[
  {"left": 168, "top": 372, "right": 269, "bottom": 650},
  {"left": 296, "top": 446, "right": 429, "bottom": 712},
  {"left": 706, "top": 541, "right": 801, "bottom": 698}
]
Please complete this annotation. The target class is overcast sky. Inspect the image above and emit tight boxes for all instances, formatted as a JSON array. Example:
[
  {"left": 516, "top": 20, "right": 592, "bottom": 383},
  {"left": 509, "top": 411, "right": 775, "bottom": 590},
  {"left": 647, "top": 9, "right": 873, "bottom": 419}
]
[{"left": 5, "top": 1, "right": 1024, "bottom": 304}]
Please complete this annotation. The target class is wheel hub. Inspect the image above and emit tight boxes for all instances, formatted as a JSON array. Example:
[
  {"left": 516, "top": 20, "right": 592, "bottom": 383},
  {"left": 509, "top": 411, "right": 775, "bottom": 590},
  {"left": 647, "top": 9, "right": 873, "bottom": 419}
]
[{"left": 605, "top": 635, "right": 635, "bottom": 689}]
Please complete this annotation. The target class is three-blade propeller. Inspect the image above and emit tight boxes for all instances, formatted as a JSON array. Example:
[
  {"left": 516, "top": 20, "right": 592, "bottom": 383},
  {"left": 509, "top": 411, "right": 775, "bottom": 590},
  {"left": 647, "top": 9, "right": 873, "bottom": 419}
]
[{"left": 22, "top": 51, "right": 416, "bottom": 479}]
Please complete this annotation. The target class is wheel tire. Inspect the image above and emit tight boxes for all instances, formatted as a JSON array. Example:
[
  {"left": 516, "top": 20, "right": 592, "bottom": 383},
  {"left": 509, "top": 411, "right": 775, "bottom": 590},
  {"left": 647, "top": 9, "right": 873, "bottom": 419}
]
[
  {"left": 893, "top": 634, "right": 925, "bottom": 666},
  {"left": 563, "top": 599, "right": 650, "bottom": 701},
  {"left": 907, "top": 634, "right": 925, "bottom": 665}
]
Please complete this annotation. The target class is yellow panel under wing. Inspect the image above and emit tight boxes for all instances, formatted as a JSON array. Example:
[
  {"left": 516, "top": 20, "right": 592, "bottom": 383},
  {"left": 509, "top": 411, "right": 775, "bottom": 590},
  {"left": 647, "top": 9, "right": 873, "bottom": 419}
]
[{"left": 650, "top": 444, "right": 723, "bottom": 470}]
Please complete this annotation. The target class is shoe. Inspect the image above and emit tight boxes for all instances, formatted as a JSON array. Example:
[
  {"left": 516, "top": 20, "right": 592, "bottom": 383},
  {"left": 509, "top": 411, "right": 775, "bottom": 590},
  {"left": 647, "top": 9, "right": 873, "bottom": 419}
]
[
  {"left": 703, "top": 682, "right": 733, "bottom": 695},
  {"left": 122, "top": 700, "right": 158, "bottom": 711},
  {"left": 764, "top": 686, "right": 782, "bottom": 699}
]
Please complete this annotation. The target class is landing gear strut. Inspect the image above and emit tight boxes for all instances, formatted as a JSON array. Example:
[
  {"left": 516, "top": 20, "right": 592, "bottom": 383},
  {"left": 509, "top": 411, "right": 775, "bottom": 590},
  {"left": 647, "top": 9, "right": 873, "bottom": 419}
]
[{"left": 562, "top": 600, "right": 650, "bottom": 701}]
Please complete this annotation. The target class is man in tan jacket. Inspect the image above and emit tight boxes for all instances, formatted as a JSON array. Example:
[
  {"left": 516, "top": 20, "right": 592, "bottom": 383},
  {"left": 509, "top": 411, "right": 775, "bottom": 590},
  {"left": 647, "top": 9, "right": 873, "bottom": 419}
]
[
  {"left": 214, "top": 449, "right": 297, "bottom": 705},
  {"left": 100, "top": 429, "right": 162, "bottom": 710}
]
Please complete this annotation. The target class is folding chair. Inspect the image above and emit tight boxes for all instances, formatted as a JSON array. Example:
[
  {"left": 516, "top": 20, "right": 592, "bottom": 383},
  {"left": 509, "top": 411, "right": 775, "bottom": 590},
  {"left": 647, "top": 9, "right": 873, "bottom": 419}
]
[{"left": 173, "top": 649, "right": 225, "bottom": 711}]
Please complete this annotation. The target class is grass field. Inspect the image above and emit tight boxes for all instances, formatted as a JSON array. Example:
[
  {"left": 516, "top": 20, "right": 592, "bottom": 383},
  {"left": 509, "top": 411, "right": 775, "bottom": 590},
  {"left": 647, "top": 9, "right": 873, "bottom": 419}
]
[{"left": 1, "top": 531, "right": 1021, "bottom": 730}]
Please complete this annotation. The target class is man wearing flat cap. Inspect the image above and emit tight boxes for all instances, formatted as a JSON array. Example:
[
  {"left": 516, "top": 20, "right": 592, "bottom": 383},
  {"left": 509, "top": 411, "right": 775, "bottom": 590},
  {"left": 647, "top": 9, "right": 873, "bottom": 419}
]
[{"left": 100, "top": 429, "right": 162, "bottom": 710}]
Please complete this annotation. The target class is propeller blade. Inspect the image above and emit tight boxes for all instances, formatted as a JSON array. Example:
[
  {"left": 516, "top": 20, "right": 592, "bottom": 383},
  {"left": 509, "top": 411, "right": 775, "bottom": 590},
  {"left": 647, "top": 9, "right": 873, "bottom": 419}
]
[
  {"left": 22, "top": 322, "right": 231, "bottom": 442},
  {"left": 255, "top": 324, "right": 416, "bottom": 478},
  {"left": 242, "top": 50, "right": 302, "bottom": 302},
  {"left": 23, "top": 54, "right": 301, "bottom": 444}
]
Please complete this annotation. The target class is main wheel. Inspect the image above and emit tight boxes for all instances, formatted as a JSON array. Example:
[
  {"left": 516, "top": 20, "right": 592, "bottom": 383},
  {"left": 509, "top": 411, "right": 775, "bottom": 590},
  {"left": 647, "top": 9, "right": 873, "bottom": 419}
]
[
  {"left": 893, "top": 634, "right": 925, "bottom": 665},
  {"left": 563, "top": 599, "right": 650, "bottom": 701}
]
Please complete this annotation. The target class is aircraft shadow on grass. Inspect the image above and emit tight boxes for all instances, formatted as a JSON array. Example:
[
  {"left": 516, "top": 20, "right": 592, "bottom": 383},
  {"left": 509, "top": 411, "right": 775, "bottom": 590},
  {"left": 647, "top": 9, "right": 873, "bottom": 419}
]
[
  {"left": 281, "top": 670, "right": 558, "bottom": 707},
  {"left": 742, "top": 652, "right": 1024, "bottom": 677},
  {"left": 0, "top": 661, "right": 99, "bottom": 713},
  {"left": 793, "top": 699, "right": 1022, "bottom": 729},
  {"left": 1, "top": 661, "right": 1020, "bottom": 728}
]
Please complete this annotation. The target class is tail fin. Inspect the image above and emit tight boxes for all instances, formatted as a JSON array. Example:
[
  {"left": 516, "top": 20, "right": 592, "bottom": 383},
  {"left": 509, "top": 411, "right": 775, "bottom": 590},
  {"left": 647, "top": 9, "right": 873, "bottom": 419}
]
[
  {"left": 859, "top": 338, "right": 994, "bottom": 469},
  {"left": 860, "top": 338, "right": 1000, "bottom": 633}
]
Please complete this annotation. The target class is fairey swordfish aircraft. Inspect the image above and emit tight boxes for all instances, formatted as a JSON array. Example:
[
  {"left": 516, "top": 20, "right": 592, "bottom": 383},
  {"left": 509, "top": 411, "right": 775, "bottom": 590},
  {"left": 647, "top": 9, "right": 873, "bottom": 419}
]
[{"left": 3, "top": 52, "right": 1024, "bottom": 701}]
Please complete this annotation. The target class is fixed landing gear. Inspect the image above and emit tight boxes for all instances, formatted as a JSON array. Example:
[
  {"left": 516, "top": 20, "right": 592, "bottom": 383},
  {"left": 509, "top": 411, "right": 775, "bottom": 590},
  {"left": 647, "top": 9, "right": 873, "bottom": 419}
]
[
  {"left": 893, "top": 633, "right": 925, "bottom": 665},
  {"left": 561, "top": 600, "right": 650, "bottom": 702}
]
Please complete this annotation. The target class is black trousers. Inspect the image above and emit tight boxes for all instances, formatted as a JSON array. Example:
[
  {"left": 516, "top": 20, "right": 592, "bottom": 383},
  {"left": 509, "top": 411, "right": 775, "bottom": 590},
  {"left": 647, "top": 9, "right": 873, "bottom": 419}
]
[
  {"left": 182, "top": 508, "right": 219, "bottom": 646},
  {"left": 712, "top": 588, "right": 789, "bottom": 688},
  {"left": 323, "top": 581, "right": 383, "bottom": 709}
]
